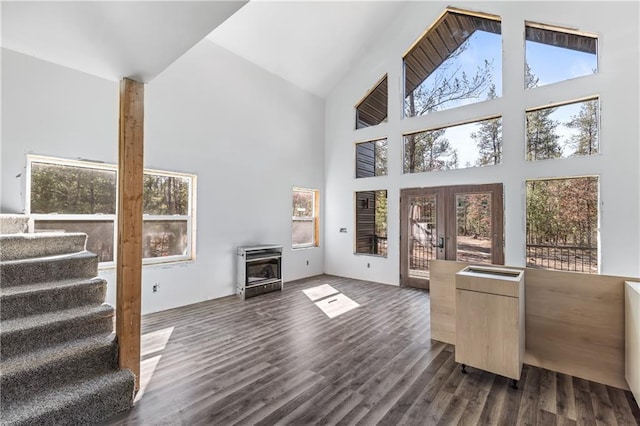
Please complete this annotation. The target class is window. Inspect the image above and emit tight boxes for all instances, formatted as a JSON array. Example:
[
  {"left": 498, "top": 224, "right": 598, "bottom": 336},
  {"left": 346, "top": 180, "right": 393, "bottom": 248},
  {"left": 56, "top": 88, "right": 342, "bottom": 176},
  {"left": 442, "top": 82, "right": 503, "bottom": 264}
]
[
  {"left": 355, "top": 138, "right": 387, "bottom": 178},
  {"left": 403, "top": 9, "right": 501, "bottom": 117},
  {"left": 403, "top": 116, "right": 502, "bottom": 174},
  {"left": 355, "top": 75, "right": 388, "bottom": 129},
  {"left": 355, "top": 190, "right": 387, "bottom": 257},
  {"left": 27, "top": 155, "right": 196, "bottom": 266},
  {"left": 292, "top": 188, "right": 319, "bottom": 248},
  {"left": 526, "top": 176, "right": 598, "bottom": 273},
  {"left": 525, "top": 22, "right": 597, "bottom": 88},
  {"left": 142, "top": 172, "right": 192, "bottom": 260},
  {"left": 526, "top": 98, "right": 599, "bottom": 161}
]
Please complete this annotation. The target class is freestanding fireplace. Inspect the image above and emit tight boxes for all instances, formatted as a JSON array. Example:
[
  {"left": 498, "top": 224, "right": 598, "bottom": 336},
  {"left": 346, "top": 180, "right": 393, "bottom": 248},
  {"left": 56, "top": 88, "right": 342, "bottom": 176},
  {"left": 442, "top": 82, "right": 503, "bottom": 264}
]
[{"left": 237, "top": 244, "right": 283, "bottom": 299}]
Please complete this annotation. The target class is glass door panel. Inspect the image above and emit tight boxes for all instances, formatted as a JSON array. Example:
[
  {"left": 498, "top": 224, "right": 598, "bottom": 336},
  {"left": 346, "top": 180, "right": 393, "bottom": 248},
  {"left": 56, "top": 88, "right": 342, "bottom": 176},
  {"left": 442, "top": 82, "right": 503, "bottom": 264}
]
[
  {"left": 409, "top": 195, "right": 438, "bottom": 279},
  {"left": 455, "top": 193, "right": 492, "bottom": 264},
  {"left": 400, "top": 184, "right": 503, "bottom": 289}
]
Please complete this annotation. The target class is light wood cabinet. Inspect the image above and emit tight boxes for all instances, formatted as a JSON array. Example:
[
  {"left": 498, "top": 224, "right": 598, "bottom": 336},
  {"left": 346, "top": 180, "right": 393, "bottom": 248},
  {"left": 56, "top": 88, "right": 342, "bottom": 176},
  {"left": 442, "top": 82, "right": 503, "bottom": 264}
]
[
  {"left": 455, "top": 265, "right": 525, "bottom": 383},
  {"left": 626, "top": 281, "right": 640, "bottom": 403}
]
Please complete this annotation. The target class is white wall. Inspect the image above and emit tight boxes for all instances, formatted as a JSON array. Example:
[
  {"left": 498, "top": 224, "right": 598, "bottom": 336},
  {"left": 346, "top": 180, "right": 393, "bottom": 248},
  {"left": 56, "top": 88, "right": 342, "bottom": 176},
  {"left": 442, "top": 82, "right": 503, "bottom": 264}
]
[
  {"left": 324, "top": 1, "right": 640, "bottom": 283},
  {"left": 1, "top": 40, "right": 325, "bottom": 314}
]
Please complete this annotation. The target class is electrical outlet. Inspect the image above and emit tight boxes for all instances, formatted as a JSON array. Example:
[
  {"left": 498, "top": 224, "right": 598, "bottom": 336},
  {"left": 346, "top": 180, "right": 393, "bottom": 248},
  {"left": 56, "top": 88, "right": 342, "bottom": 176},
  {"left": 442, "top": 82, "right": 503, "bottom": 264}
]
[
  {"left": 306, "top": 260, "right": 309, "bottom": 266},
  {"left": 367, "top": 263, "right": 370, "bottom": 268},
  {"left": 153, "top": 283, "right": 159, "bottom": 293}
]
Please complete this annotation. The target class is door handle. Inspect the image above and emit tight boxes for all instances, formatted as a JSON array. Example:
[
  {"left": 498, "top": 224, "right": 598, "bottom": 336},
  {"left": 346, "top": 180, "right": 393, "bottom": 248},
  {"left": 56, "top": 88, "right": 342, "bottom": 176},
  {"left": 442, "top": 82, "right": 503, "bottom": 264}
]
[{"left": 433, "top": 236, "right": 445, "bottom": 249}]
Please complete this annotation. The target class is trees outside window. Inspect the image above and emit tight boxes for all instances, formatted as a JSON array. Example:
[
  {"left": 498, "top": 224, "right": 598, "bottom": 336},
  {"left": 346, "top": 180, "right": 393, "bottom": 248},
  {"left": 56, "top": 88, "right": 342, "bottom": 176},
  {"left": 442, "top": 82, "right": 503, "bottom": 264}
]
[
  {"left": 292, "top": 188, "right": 319, "bottom": 248},
  {"left": 28, "top": 156, "right": 195, "bottom": 266},
  {"left": 526, "top": 176, "right": 598, "bottom": 273}
]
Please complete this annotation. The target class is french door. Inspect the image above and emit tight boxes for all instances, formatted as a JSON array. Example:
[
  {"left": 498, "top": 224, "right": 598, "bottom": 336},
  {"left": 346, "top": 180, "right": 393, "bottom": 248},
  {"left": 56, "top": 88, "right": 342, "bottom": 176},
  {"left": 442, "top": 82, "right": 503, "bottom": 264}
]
[{"left": 399, "top": 183, "right": 504, "bottom": 289}]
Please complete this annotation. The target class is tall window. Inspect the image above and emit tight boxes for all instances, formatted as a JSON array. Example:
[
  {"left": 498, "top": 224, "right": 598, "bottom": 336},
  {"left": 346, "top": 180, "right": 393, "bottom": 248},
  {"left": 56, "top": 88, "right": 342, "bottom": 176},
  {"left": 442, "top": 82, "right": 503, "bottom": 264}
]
[
  {"left": 292, "top": 188, "right": 319, "bottom": 248},
  {"left": 355, "top": 190, "right": 387, "bottom": 257},
  {"left": 403, "top": 9, "right": 502, "bottom": 117},
  {"left": 27, "top": 155, "right": 196, "bottom": 266},
  {"left": 526, "top": 176, "right": 598, "bottom": 273}
]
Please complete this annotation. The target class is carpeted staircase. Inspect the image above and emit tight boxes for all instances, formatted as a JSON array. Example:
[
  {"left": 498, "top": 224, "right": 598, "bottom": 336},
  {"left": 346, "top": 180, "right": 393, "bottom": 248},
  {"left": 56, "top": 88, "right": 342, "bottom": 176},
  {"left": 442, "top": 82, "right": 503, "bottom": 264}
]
[{"left": 0, "top": 214, "right": 135, "bottom": 425}]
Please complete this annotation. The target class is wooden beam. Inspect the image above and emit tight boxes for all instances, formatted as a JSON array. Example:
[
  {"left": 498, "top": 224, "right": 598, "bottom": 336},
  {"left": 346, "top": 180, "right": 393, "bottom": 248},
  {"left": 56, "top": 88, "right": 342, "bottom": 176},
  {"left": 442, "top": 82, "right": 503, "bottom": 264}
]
[{"left": 116, "top": 78, "right": 144, "bottom": 390}]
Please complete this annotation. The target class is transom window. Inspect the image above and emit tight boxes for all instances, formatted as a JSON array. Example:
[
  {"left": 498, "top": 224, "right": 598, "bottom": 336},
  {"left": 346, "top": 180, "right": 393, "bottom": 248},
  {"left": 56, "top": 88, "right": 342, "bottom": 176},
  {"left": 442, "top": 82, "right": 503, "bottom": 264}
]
[
  {"left": 27, "top": 155, "right": 196, "bottom": 266},
  {"left": 525, "top": 22, "right": 597, "bottom": 88},
  {"left": 403, "top": 114, "right": 502, "bottom": 174}
]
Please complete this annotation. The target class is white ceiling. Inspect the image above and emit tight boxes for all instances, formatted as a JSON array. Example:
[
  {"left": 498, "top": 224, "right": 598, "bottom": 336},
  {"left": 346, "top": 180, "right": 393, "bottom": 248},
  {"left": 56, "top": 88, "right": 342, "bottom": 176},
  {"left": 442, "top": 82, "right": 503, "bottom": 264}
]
[
  {"left": 1, "top": 1, "right": 408, "bottom": 97},
  {"left": 207, "top": 1, "right": 408, "bottom": 97},
  {"left": 0, "top": 1, "right": 247, "bottom": 83}
]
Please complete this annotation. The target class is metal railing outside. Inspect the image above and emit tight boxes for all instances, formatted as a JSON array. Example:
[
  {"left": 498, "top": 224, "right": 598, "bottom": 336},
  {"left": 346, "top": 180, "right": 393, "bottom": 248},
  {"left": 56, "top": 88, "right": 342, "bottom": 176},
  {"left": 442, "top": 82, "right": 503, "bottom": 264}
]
[{"left": 526, "top": 244, "right": 597, "bottom": 273}]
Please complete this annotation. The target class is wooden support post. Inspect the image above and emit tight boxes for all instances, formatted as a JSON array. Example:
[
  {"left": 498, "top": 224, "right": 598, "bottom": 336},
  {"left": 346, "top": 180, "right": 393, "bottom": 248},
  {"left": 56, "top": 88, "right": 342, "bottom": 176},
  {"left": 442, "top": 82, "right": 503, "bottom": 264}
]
[{"left": 116, "top": 78, "right": 144, "bottom": 390}]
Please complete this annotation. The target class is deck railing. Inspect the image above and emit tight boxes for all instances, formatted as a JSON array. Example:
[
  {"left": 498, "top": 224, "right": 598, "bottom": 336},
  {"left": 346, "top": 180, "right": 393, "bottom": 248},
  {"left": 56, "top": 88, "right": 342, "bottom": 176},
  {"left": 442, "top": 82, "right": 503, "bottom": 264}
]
[{"left": 526, "top": 244, "right": 597, "bottom": 273}]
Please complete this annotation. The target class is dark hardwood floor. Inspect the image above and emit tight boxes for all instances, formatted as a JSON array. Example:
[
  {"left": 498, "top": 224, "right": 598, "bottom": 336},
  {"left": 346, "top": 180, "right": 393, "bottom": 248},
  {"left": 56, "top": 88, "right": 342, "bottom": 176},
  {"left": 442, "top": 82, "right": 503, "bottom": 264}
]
[{"left": 106, "top": 275, "right": 640, "bottom": 425}]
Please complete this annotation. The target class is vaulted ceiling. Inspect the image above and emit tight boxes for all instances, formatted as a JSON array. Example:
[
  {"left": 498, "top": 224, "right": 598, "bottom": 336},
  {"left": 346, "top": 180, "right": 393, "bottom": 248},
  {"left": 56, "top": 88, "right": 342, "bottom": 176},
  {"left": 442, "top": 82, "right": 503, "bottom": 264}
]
[
  {"left": 207, "top": 1, "right": 408, "bottom": 97},
  {"left": 1, "top": 1, "right": 409, "bottom": 97},
  {"left": 0, "top": 1, "right": 248, "bottom": 83}
]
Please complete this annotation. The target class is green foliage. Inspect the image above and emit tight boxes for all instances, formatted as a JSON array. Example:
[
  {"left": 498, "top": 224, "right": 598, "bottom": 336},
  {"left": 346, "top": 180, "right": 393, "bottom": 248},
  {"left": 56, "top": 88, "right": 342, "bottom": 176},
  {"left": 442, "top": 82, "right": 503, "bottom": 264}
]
[
  {"left": 456, "top": 194, "right": 491, "bottom": 238},
  {"left": 404, "top": 129, "right": 458, "bottom": 173},
  {"left": 31, "top": 163, "right": 189, "bottom": 217},
  {"left": 375, "top": 190, "right": 387, "bottom": 238},
  {"left": 525, "top": 66, "right": 562, "bottom": 161},
  {"left": 566, "top": 99, "right": 599, "bottom": 156},
  {"left": 374, "top": 140, "right": 388, "bottom": 176},
  {"left": 471, "top": 86, "right": 502, "bottom": 166},
  {"left": 526, "top": 107, "right": 562, "bottom": 160},
  {"left": 403, "top": 34, "right": 493, "bottom": 173},
  {"left": 526, "top": 177, "right": 598, "bottom": 247},
  {"left": 30, "top": 163, "right": 116, "bottom": 214},
  {"left": 143, "top": 174, "right": 189, "bottom": 215}
]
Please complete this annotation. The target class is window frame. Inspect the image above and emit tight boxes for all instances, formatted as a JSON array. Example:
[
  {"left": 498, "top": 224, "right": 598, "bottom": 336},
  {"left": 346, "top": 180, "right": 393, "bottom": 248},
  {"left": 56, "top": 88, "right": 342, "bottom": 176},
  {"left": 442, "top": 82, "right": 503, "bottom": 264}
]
[
  {"left": 355, "top": 137, "right": 388, "bottom": 178},
  {"left": 292, "top": 187, "right": 320, "bottom": 250},
  {"left": 402, "top": 115, "right": 503, "bottom": 174},
  {"left": 524, "top": 21, "right": 599, "bottom": 89},
  {"left": 524, "top": 175, "right": 600, "bottom": 274},
  {"left": 354, "top": 189, "right": 388, "bottom": 257},
  {"left": 402, "top": 7, "right": 502, "bottom": 118},
  {"left": 26, "top": 154, "right": 197, "bottom": 268},
  {"left": 524, "top": 96, "right": 600, "bottom": 162},
  {"left": 355, "top": 74, "right": 388, "bottom": 130}
]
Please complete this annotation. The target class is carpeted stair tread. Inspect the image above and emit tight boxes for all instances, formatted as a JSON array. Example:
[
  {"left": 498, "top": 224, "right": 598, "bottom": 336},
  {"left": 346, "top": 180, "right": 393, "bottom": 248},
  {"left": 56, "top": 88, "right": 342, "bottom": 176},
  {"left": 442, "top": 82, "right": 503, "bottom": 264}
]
[
  {"left": 0, "top": 250, "right": 98, "bottom": 287},
  {"left": 1, "top": 304, "right": 114, "bottom": 359},
  {"left": 0, "top": 214, "right": 30, "bottom": 234},
  {"left": 0, "top": 277, "right": 107, "bottom": 320},
  {"left": 1, "top": 369, "right": 135, "bottom": 426},
  {"left": 0, "top": 232, "right": 87, "bottom": 261},
  {"left": 1, "top": 334, "right": 118, "bottom": 405}
]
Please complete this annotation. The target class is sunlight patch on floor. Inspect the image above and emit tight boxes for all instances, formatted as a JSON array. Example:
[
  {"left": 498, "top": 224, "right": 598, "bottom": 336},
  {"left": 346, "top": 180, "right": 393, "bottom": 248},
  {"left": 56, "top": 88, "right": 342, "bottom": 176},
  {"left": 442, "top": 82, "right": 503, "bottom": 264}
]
[
  {"left": 314, "top": 293, "right": 360, "bottom": 318},
  {"left": 302, "top": 283, "right": 339, "bottom": 301},
  {"left": 302, "top": 284, "right": 360, "bottom": 318},
  {"left": 136, "top": 326, "right": 175, "bottom": 401}
]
